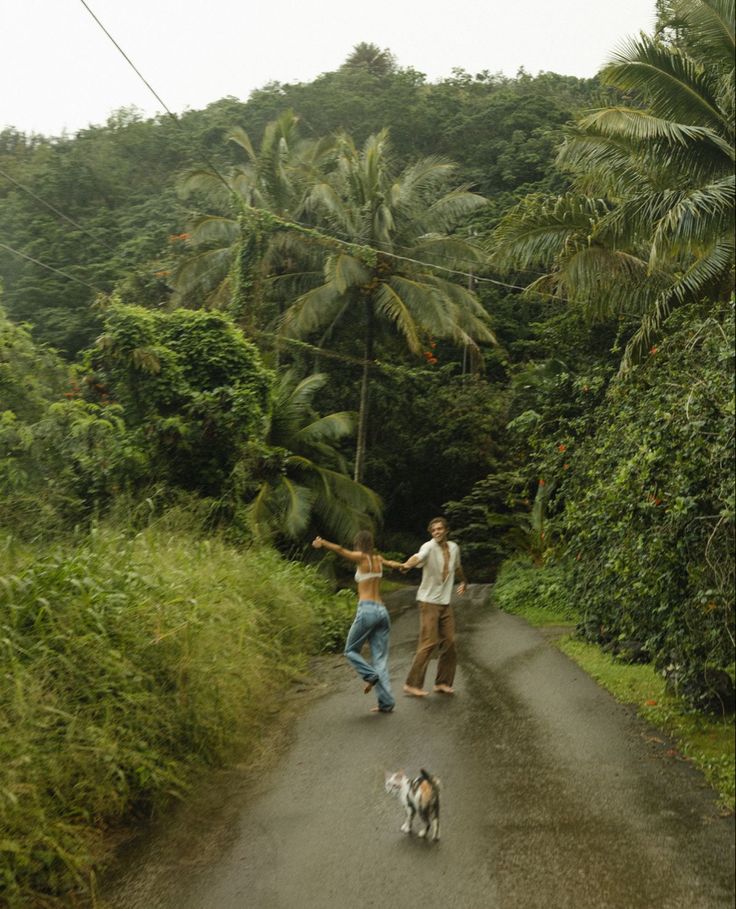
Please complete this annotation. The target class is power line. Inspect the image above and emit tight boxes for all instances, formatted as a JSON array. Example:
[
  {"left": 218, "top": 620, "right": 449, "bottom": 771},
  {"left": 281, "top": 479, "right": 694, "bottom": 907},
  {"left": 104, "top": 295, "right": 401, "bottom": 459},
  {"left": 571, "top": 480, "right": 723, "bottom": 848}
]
[
  {"left": 0, "top": 166, "right": 118, "bottom": 255},
  {"left": 253, "top": 330, "right": 461, "bottom": 378},
  {"left": 77, "top": 0, "right": 573, "bottom": 315},
  {"left": 78, "top": 0, "right": 542, "bottom": 294},
  {"left": 0, "top": 241, "right": 105, "bottom": 294},
  {"left": 78, "top": 1, "right": 178, "bottom": 130},
  {"left": 79, "top": 0, "right": 233, "bottom": 196}
]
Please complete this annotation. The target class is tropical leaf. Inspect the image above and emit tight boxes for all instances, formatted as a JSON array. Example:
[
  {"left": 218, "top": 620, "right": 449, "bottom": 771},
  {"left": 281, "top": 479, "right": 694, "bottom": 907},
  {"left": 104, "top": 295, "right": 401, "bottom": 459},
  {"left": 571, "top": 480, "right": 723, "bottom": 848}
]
[{"left": 491, "top": 0, "right": 735, "bottom": 365}]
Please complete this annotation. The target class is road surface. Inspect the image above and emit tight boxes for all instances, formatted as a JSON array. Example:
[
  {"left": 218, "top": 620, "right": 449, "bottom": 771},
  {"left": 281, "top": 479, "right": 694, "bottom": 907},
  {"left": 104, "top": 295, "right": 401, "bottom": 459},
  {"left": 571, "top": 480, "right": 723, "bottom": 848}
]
[{"left": 104, "top": 586, "right": 735, "bottom": 909}]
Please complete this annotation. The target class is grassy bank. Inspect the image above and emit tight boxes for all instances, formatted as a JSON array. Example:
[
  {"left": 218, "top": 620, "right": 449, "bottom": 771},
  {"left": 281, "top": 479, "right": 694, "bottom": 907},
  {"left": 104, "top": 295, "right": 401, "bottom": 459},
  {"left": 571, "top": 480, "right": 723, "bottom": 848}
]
[
  {"left": 558, "top": 638, "right": 735, "bottom": 812},
  {"left": 0, "top": 526, "right": 353, "bottom": 907},
  {"left": 492, "top": 558, "right": 735, "bottom": 812}
]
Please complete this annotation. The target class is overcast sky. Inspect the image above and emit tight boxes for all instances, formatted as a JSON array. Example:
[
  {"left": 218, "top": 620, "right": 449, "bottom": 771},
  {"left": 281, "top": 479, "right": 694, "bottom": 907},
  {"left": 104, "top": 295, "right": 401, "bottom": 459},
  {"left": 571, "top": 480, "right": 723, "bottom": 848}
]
[{"left": 3, "top": 0, "right": 656, "bottom": 137}]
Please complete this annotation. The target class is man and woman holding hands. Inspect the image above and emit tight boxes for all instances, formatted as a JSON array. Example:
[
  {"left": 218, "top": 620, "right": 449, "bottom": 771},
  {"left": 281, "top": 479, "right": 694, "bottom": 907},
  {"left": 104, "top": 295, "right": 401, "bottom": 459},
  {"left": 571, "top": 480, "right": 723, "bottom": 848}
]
[{"left": 312, "top": 517, "right": 467, "bottom": 714}]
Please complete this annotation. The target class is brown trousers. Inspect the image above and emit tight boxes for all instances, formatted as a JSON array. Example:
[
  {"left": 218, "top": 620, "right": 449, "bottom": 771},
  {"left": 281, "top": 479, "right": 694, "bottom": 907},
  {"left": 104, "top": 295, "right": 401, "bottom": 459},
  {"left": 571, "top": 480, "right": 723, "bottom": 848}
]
[{"left": 405, "top": 601, "right": 457, "bottom": 689}]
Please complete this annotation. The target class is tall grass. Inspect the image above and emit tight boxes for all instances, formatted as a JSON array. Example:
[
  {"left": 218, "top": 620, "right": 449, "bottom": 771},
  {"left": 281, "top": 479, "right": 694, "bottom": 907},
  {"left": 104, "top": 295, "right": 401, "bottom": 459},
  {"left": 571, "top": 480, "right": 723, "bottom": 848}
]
[
  {"left": 491, "top": 556, "right": 579, "bottom": 625},
  {"left": 0, "top": 526, "right": 353, "bottom": 907}
]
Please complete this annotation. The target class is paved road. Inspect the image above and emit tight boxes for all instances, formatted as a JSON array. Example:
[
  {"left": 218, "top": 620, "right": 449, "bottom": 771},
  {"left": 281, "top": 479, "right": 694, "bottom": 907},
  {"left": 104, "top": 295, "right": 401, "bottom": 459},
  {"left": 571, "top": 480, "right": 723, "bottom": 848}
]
[{"left": 105, "top": 586, "right": 735, "bottom": 909}]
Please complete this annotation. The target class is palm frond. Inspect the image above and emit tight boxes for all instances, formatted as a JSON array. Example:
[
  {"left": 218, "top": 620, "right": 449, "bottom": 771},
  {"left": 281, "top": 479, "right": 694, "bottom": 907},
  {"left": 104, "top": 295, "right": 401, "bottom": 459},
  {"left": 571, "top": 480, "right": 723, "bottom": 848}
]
[
  {"left": 280, "top": 282, "right": 346, "bottom": 337},
  {"left": 491, "top": 194, "right": 610, "bottom": 271},
  {"left": 620, "top": 234, "right": 735, "bottom": 372},
  {"left": 372, "top": 279, "right": 423, "bottom": 354},
  {"left": 227, "top": 126, "right": 257, "bottom": 163},
  {"left": 189, "top": 215, "right": 239, "bottom": 247},
  {"left": 295, "top": 412, "right": 356, "bottom": 446},
  {"left": 651, "top": 174, "right": 735, "bottom": 261},
  {"left": 675, "top": 0, "right": 736, "bottom": 70},
  {"left": 603, "top": 35, "right": 729, "bottom": 133},
  {"left": 331, "top": 253, "right": 371, "bottom": 293},
  {"left": 576, "top": 108, "right": 734, "bottom": 161}
]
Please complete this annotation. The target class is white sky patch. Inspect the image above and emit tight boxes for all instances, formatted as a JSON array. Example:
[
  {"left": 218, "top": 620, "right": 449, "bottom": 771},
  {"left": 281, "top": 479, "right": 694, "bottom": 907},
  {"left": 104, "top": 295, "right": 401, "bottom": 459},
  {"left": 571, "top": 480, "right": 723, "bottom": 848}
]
[{"left": 2, "top": 0, "right": 656, "bottom": 137}]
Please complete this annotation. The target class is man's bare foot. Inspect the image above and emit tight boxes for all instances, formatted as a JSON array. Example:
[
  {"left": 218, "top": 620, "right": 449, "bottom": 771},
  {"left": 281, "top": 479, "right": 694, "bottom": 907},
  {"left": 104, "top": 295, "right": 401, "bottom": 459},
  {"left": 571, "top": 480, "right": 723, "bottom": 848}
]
[
  {"left": 433, "top": 684, "right": 455, "bottom": 694},
  {"left": 364, "top": 679, "right": 376, "bottom": 694},
  {"left": 403, "top": 684, "right": 429, "bottom": 697},
  {"left": 370, "top": 705, "right": 394, "bottom": 713}
]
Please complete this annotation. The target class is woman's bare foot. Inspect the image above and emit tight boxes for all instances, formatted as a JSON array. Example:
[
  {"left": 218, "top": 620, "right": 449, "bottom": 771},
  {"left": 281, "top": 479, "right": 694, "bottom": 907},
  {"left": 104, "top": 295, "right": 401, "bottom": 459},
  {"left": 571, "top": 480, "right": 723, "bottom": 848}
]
[
  {"left": 403, "top": 684, "right": 429, "bottom": 697},
  {"left": 433, "top": 684, "right": 455, "bottom": 694},
  {"left": 364, "top": 679, "right": 376, "bottom": 694}
]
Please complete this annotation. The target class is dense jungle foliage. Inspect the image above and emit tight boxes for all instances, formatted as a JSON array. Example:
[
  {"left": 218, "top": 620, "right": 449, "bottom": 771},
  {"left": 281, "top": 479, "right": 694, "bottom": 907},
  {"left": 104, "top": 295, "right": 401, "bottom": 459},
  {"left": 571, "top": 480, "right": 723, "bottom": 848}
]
[{"left": 0, "top": 1, "right": 734, "bottom": 904}]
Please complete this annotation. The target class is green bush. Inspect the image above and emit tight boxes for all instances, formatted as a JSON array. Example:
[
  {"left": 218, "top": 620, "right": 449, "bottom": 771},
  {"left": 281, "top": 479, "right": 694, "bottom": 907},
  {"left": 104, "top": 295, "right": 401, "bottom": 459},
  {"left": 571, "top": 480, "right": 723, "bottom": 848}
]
[
  {"left": 492, "top": 556, "right": 578, "bottom": 624},
  {"left": 555, "top": 303, "right": 735, "bottom": 700},
  {"left": 0, "top": 526, "right": 349, "bottom": 907}
]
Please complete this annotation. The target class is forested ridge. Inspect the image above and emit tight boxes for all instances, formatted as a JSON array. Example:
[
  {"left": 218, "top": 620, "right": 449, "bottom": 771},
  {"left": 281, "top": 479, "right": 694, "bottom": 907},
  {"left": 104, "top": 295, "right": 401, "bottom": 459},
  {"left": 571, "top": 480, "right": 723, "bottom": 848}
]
[{"left": 1, "top": 1, "right": 734, "bottom": 904}]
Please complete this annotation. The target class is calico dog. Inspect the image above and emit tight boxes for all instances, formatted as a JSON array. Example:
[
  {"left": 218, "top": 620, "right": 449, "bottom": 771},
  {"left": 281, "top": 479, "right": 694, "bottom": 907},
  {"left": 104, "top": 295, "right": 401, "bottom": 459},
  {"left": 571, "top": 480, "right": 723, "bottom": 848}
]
[{"left": 385, "top": 768, "right": 440, "bottom": 841}]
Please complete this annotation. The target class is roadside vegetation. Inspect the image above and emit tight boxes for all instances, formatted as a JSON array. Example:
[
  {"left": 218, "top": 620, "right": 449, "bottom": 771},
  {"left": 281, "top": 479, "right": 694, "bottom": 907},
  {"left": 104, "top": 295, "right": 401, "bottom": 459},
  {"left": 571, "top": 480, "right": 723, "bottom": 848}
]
[
  {"left": 493, "top": 563, "right": 735, "bottom": 812},
  {"left": 0, "top": 524, "right": 353, "bottom": 906}
]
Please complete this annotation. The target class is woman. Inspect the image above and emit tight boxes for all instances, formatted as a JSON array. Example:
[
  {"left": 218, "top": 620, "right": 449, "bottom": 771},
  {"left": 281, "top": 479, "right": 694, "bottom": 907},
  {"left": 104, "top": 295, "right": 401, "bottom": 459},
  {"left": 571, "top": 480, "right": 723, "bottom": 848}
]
[{"left": 312, "top": 530, "right": 403, "bottom": 713}]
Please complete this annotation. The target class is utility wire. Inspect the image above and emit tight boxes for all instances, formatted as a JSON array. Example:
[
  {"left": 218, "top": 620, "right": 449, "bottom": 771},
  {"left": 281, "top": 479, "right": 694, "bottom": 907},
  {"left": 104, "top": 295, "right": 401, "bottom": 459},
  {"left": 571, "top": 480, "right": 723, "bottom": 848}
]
[
  {"left": 79, "top": 0, "right": 233, "bottom": 195},
  {"left": 0, "top": 166, "right": 119, "bottom": 255},
  {"left": 79, "top": 0, "right": 549, "bottom": 296},
  {"left": 0, "top": 241, "right": 106, "bottom": 293}
]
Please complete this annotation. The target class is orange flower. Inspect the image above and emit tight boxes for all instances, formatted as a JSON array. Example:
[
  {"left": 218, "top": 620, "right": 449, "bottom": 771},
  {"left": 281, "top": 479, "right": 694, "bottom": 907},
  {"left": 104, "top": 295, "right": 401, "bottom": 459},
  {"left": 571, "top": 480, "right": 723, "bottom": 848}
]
[
  {"left": 558, "top": 444, "right": 567, "bottom": 452},
  {"left": 650, "top": 346, "right": 658, "bottom": 355},
  {"left": 645, "top": 699, "right": 658, "bottom": 707},
  {"left": 538, "top": 478, "right": 545, "bottom": 486},
  {"left": 563, "top": 463, "right": 570, "bottom": 470}
]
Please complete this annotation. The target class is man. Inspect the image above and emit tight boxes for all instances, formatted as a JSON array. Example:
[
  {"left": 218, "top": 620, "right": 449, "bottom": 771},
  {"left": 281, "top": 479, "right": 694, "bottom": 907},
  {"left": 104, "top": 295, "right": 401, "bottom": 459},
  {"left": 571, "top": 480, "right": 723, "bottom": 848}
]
[{"left": 402, "top": 517, "right": 467, "bottom": 697}]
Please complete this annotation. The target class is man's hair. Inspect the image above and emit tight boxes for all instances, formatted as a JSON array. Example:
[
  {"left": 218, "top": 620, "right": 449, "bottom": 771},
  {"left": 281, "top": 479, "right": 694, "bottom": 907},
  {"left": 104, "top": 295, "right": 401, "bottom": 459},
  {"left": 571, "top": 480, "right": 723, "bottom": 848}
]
[
  {"left": 353, "top": 529, "right": 375, "bottom": 553},
  {"left": 427, "top": 516, "right": 449, "bottom": 533}
]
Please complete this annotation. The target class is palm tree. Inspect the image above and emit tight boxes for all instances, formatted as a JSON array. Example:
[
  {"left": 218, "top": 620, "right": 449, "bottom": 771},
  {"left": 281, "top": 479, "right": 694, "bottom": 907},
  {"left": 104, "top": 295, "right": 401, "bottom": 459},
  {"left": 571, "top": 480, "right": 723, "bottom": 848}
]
[
  {"left": 280, "top": 129, "right": 495, "bottom": 480},
  {"left": 491, "top": 0, "right": 735, "bottom": 370},
  {"left": 342, "top": 42, "right": 397, "bottom": 76},
  {"left": 248, "top": 370, "right": 382, "bottom": 543},
  {"left": 174, "top": 111, "right": 332, "bottom": 319}
]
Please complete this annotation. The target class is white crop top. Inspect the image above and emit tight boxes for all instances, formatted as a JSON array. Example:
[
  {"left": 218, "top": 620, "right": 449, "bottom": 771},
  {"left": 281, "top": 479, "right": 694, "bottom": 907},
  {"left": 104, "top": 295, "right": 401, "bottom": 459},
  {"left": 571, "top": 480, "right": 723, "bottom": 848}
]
[{"left": 355, "top": 557, "right": 383, "bottom": 582}]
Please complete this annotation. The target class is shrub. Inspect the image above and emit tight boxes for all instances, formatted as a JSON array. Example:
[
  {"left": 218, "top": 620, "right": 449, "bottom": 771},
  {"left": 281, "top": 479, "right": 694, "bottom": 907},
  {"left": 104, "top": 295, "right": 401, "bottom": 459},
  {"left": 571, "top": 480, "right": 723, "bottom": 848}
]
[
  {"left": 492, "top": 556, "right": 578, "bottom": 624},
  {"left": 0, "top": 526, "right": 348, "bottom": 907},
  {"left": 556, "top": 303, "right": 735, "bottom": 705}
]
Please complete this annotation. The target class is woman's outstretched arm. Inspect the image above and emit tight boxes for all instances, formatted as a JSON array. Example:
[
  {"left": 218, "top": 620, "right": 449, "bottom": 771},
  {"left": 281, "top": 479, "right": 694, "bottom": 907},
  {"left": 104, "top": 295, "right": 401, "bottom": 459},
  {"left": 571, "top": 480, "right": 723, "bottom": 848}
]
[
  {"left": 312, "top": 536, "right": 364, "bottom": 563},
  {"left": 381, "top": 556, "right": 405, "bottom": 570}
]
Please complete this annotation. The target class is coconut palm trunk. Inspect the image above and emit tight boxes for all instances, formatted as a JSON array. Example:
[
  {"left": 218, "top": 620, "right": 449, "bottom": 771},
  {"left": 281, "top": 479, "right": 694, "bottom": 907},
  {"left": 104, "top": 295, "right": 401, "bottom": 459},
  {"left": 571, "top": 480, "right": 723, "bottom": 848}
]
[{"left": 354, "top": 298, "right": 375, "bottom": 483}]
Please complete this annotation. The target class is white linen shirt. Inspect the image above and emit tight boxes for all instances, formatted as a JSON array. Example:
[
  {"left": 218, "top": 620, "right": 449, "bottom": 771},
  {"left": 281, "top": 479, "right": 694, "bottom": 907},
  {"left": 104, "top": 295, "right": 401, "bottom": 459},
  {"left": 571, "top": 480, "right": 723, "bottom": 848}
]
[{"left": 414, "top": 539, "right": 461, "bottom": 605}]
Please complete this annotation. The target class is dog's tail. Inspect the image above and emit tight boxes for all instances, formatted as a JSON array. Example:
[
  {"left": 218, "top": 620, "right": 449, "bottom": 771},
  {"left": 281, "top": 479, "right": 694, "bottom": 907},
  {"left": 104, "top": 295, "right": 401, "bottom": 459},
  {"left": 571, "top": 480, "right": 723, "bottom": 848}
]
[{"left": 419, "top": 768, "right": 441, "bottom": 790}]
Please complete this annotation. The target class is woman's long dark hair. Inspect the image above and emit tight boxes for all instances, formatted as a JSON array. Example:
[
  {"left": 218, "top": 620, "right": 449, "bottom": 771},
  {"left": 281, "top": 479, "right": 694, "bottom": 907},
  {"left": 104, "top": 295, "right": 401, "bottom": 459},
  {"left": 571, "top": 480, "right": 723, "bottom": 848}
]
[{"left": 353, "top": 530, "right": 375, "bottom": 554}]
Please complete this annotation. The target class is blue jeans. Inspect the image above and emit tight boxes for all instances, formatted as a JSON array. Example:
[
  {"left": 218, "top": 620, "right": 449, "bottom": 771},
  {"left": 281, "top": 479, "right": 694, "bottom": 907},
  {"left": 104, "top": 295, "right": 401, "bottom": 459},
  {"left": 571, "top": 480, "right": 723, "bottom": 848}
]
[{"left": 344, "top": 600, "right": 394, "bottom": 710}]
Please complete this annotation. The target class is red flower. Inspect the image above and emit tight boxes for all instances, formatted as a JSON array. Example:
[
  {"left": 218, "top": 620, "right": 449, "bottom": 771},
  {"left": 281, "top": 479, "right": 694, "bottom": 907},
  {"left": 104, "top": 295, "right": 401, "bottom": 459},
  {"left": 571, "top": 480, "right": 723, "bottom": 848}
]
[
  {"left": 538, "top": 478, "right": 545, "bottom": 486},
  {"left": 558, "top": 444, "right": 567, "bottom": 452}
]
